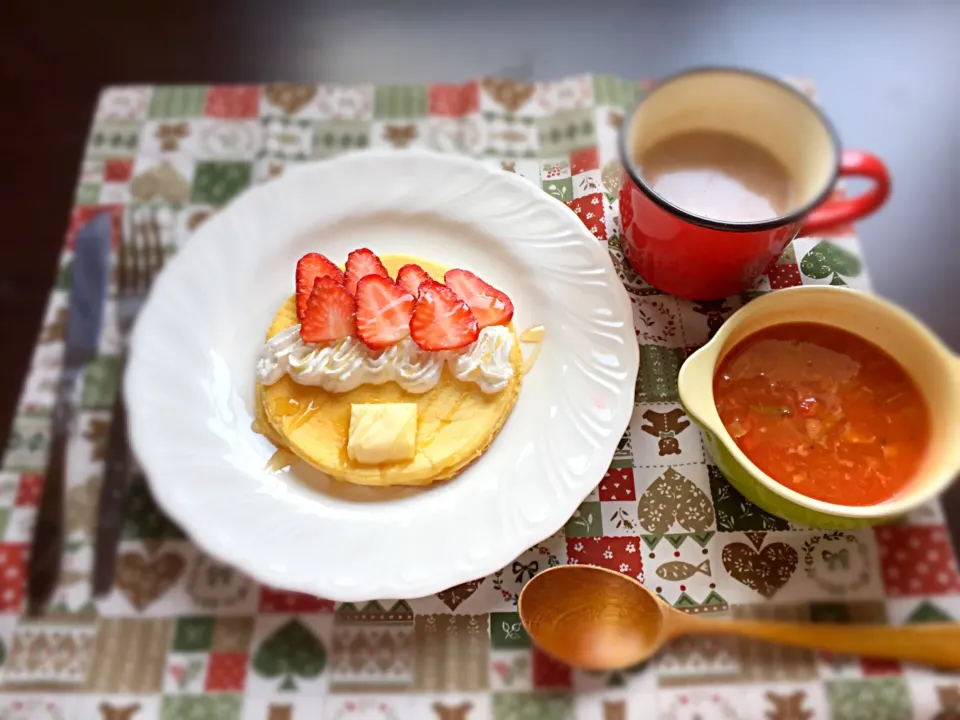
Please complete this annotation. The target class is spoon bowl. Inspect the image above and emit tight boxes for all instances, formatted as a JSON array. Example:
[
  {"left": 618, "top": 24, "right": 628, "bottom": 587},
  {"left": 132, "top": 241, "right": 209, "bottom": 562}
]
[
  {"left": 518, "top": 564, "right": 960, "bottom": 670},
  {"left": 518, "top": 564, "right": 667, "bottom": 670}
]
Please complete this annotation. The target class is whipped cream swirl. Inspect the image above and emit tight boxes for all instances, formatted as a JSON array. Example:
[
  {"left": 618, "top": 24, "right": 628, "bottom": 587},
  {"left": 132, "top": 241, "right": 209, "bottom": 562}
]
[{"left": 256, "top": 325, "right": 515, "bottom": 395}]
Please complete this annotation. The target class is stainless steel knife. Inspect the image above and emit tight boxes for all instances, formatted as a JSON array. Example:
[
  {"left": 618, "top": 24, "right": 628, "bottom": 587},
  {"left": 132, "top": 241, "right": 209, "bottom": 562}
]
[{"left": 27, "top": 211, "right": 111, "bottom": 615}]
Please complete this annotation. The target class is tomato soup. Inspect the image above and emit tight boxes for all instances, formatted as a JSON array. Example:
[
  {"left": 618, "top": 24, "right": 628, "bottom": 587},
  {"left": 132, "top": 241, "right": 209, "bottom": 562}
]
[{"left": 713, "top": 323, "right": 930, "bottom": 505}]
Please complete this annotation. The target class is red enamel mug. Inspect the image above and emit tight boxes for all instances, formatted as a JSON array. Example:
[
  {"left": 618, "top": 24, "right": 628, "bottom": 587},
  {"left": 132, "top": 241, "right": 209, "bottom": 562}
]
[{"left": 618, "top": 68, "right": 890, "bottom": 299}]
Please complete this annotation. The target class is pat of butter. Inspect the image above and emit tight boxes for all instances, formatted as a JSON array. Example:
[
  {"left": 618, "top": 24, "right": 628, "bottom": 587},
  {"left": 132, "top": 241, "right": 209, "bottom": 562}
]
[{"left": 348, "top": 403, "right": 418, "bottom": 465}]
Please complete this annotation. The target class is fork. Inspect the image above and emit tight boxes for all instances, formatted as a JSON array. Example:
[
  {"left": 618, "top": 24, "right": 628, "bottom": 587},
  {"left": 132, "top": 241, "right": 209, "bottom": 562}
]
[{"left": 92, "top": 209, "right": 166, "bottom": 596}]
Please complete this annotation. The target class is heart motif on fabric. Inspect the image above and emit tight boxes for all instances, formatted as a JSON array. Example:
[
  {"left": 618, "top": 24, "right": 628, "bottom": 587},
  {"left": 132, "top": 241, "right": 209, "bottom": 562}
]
[
  {"left": 722, "top": 542, "right": 798, "bottom": 598},
  {"left": 264, "top": 84, "right": 317, "bottom": 115},
  {"left": 129, "top": 162, "right": 189, "bottom": 204},
  {"left": 800, "top": 241, "right": 863, "bottom": 284},
  {"left": 743, "top": 531, "right": 768, "bottom": 550},
  {"left": 480, "top": 78, "right": 534, "bottom": 112},
  {"left": 115, "top": 551, "right": 185, "bottom": 610},
  {"left": 437, "top": 578, "right": 484, "bottom": 611},
  {"left": 637, "top": 467, "right": 715, "bottom": 535}
]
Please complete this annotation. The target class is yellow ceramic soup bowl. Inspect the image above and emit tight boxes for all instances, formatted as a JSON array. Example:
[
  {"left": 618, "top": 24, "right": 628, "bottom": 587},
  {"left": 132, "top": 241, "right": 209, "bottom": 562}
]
[{"left": 678, "top": 286, "right": 960, "bottom": 528}]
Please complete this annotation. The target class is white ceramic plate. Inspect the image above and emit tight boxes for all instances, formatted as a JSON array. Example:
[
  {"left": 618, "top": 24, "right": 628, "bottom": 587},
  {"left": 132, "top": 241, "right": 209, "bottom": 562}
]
[{"left": 126, "top": 150, "right": 638, "bottom": 601}]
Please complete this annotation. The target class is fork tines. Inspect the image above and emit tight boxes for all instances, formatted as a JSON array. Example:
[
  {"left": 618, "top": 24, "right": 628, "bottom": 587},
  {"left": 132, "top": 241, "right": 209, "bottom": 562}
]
[{"left": 119, "top": 210, "right": 165, "bottom": 295}]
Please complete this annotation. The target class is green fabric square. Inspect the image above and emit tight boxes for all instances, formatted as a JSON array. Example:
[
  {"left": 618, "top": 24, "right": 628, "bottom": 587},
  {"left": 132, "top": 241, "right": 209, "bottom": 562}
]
[
  {"left": 826, "top": 678, "right": 911, "bottom": 720},
  {"left": 3, "top": 411, "right": 51, "bottom": 472},
  {"left": 86, "top": 122, "right": 141, "bottom": 160},
  {"left": 191, "top": 162, "right": 252, "bottom": 205},
  {"left": 564, "top": 501, "right": 602, "bottom": 538},
  {"left": 708, "top": 465, "right": 789, "bottom": 532},
  {"left": 593, "top": 75, "right": 644, "bottom": 108},
  {"left": 538, "top": 108, "right": 596, "bottom": 156},
  {"left": 0, "top": 507, "right": 9, "bottom": 538},
  {"left": 149, "top": 86, "right": 208, "bottom": 119},
  {"left": 373, "top": 84, "right": 428, "bottom": 119},
  {"left": 76, "top": 183, "right": 101, "bottom": 205},
  {"left": 635, "top": 345, "right": 684, "bottom": 403},
  {"left": 541, "top": 177, "right": 573, "bottom": 204},
  {"left": 161, "top": 695, "right": 241, "bottom": 720},
  {"left": 493, "top": 692, "right": 573, "bottom": 720},
  {"left": 312, "top": 120, "right": 371, "bottom": 158},
  {"left": 122, "top": 475, "right": 186, "bottom": 540},
  {"left": 490, "top": 612, "right": 531, "bottom": 649},
  {"left": 81, "top": 356, "right": 121, "bottom": 409},
  {"left": 173, "top": 616, "right": 216, "bottom": 652}
]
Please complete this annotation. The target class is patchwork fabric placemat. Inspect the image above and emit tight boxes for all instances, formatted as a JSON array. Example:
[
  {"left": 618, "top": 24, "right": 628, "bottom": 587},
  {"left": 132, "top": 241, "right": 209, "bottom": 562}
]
[{"left": 1, "top": 76, "right": 958, "bottom": 720}]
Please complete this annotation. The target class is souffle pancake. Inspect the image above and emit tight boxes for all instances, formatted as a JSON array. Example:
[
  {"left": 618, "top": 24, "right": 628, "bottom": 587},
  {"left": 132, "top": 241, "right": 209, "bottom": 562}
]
[{"left": 255, "top": 251, "right": 523, "bottom": 487}]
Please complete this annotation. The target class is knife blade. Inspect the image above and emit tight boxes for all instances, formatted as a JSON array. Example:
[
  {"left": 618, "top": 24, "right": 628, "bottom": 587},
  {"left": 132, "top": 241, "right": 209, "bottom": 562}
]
[{"left": 27, "top": 211, "right": 111, "bottom": 615}]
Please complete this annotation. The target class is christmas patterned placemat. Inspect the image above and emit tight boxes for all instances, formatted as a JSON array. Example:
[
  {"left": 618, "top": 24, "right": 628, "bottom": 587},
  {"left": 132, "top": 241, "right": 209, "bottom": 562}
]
[{"left": 1, "top": 77, "right": 958, "bottom": 720}]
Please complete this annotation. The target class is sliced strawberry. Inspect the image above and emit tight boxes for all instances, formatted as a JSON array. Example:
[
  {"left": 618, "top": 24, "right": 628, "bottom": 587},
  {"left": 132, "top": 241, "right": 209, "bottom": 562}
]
[
  {"left": 355, "top": 275, "right": 415, "bottom": 349},
  {"left": 296, "top": 253, "right": 345, "bottom": 321},
  {"left": 444, "top": 269, "right": 514, "bottom": 328},
  {"left": 301, "top": 276, "right": 357, "bottom": 343},
  {"left": 410, "top": 280, "right": 480, "bottom": 351},
  {"left": 396, "top": 263, "right": 431, "bottom": 297},
  {"left": 344, "top": 248, "right": 389, "bottom": 295}
]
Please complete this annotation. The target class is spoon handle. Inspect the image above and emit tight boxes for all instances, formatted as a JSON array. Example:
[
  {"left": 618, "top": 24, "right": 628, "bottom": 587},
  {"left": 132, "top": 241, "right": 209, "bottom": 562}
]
[{"left": 688, "top": 620, "right": 960, "bottom": 668}]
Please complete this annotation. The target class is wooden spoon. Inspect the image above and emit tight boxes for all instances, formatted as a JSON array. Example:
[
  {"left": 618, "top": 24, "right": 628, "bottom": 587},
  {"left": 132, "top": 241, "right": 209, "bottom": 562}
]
[{"left": 517, "top": 564, "right": 960, "bottom": 670}]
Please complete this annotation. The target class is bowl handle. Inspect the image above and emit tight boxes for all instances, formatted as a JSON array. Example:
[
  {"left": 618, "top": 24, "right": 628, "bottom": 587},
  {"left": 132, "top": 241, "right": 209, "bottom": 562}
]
[{"left": 678, "top": 347, "right": 718, "bottom": 432}]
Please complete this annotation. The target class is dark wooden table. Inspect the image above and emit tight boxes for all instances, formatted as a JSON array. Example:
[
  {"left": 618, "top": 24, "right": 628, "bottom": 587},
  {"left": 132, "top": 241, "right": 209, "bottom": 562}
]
[{"left": 3, "top": 0, "right": 959, "bottom": 535}]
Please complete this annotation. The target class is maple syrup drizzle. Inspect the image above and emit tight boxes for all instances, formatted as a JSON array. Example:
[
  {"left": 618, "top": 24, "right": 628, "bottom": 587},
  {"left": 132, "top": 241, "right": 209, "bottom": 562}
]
[
  {"left": 276, "top": 396, "right": 322, "bottom": 432},
  {"left": 519, "top": 325, "right": 545, "bottom": 375},
  {"left": 265, "top": 447, "right": 298, "bottom": 474}
]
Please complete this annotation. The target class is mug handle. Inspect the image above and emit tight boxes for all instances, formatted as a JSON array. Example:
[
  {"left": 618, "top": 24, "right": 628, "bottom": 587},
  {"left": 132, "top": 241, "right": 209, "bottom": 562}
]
[{"left": 799, "top": 150, "right": 891, "bottom": 235}]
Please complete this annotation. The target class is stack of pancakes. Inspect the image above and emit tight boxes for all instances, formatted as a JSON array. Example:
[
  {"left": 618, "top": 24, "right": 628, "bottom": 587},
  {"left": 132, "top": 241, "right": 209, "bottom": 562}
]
[{"left": 255, "top": 256, "right": 523, "bottom": 487}]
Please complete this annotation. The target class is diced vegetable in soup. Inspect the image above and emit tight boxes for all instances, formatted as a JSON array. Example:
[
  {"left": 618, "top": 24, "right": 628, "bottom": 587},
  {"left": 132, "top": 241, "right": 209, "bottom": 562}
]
[{"left": 713, "top": 323, "right": 929, "bottom": 506}]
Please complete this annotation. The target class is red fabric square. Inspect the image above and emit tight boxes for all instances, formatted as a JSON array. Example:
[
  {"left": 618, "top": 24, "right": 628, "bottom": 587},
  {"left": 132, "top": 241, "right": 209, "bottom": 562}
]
[
  {"left": 103, "top": 159, "right": 134, "bottom": 183},
  {"left": 570, "top": 147, "right": 599, "bottom": 175},
  {"left": 204, "top": 86, "right": 260, "bottom": 118},
  {"left": 428, "top": 82, "right": 479, "bottom": 116},
  {"left": 599, "top": 468, "right": 636, "bottom": 502},
  {"left": 566, "top": 537, "right": 643, "bottom": 580},
  {"left": 874, "top": 525, "right": 960, "bottom": 597},
  {"left": 767, "top": 262, "right": 802, "bottom": 290},
  {"left": 0, "top": 543, "right": 27, "bottom": 612},
  {"left": 65, "top": 205, "right": 123, "bottom": 250},
  {"left": 566, "top": 194, "right": 607, "bottom": 241},
  {"left": 259, "top": 587, "right": 334, "bottom": 613},
  {"left": 14, "top": 474, "right": 43, "bottom": 507},
  {"left": 860, "top": 656, "right": 901, "bottom": 676},
  {"left": 532, "top": 648, "right": 572, "bottom": 689},
  {"left": 205, "top": 652, "right": 248, "bottom": 691}
]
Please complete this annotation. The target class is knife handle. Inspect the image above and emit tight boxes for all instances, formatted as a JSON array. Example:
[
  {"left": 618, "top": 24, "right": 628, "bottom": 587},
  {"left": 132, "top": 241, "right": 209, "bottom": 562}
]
[
  {"left": 27, "top": 423, "right": 67, "bottom": 616},
  {"left": 92, "top": 373, "right": 132, "bottom": 596}
]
